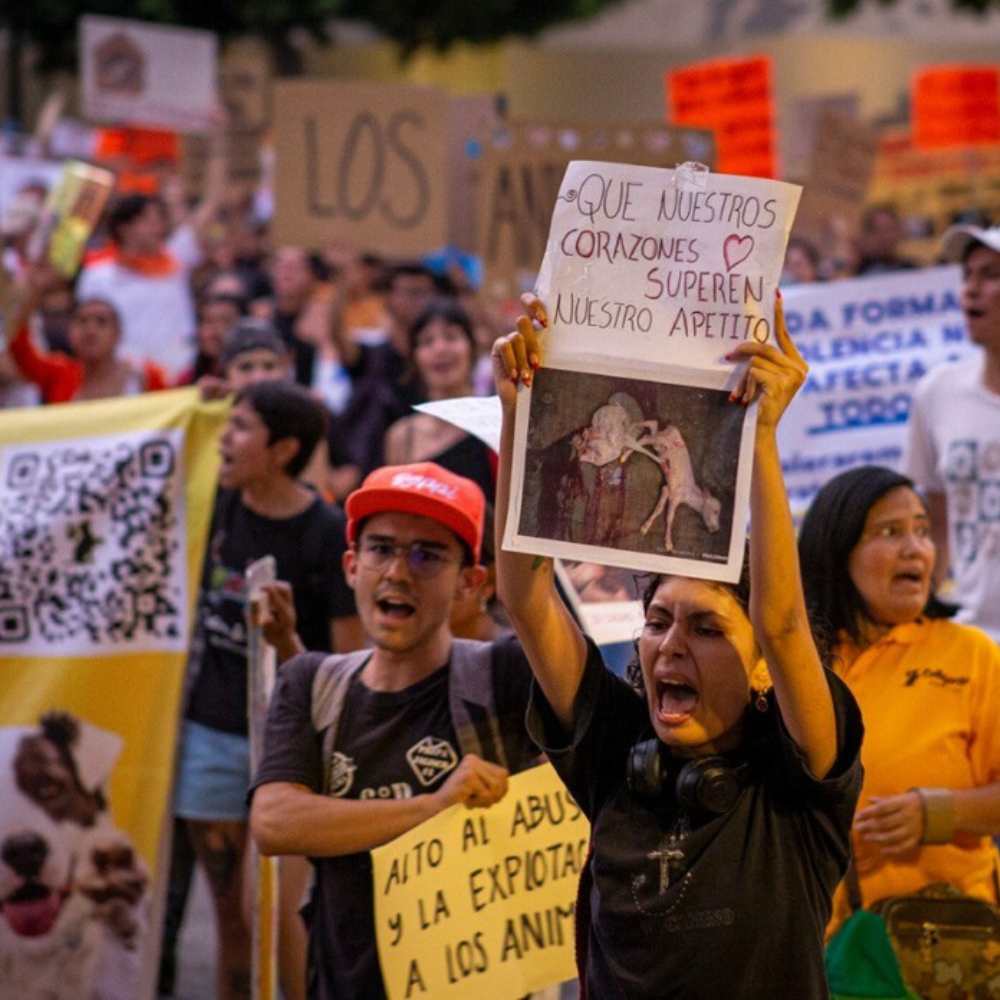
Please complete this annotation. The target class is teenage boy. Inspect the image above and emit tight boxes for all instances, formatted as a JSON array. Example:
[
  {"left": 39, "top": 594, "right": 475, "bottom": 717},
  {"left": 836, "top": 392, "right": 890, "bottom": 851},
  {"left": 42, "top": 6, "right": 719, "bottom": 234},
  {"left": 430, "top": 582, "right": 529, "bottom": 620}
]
[
  {"left": 905, "top": 224, "right": 1000, "bottom": 641},
  {"left": 174, "top": 380, "right": 361, "bottom": 999},
  {"left": 249, "top": 462, "right": 541, "bottom": 999}
]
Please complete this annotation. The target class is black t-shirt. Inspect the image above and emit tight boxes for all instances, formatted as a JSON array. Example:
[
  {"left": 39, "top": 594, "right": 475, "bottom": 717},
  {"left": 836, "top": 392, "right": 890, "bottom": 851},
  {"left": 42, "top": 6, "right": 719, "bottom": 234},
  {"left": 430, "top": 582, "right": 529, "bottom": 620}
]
[
  {"left": 186, "top": 490, "right": 356, "bottom": 735},
  {"left": 274, "top": 308, "right": 316, "bottom": 387},
  {"left": 346, "top": 343, "right": 423, "bottom": 408},
  {"left": 527, "top": 655, "right": 863, "bottom": 1000},
  {"left": 249, "top": 636, "right": 537, "bottom": 1000}
]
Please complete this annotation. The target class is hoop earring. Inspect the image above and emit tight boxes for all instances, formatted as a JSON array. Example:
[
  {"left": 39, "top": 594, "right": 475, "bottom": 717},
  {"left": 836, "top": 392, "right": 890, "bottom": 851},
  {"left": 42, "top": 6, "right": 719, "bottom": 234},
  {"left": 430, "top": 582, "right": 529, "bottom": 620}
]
[{"left": 754, "top": 688, "right": 770, "bottom": 713}]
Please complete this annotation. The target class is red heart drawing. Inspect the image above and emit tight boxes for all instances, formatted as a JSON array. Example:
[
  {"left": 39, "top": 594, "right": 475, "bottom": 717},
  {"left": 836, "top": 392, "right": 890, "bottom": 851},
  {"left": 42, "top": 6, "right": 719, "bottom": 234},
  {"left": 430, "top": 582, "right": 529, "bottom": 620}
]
[{"left": 723, "top": 234, "right": 755, "bottom": 272}]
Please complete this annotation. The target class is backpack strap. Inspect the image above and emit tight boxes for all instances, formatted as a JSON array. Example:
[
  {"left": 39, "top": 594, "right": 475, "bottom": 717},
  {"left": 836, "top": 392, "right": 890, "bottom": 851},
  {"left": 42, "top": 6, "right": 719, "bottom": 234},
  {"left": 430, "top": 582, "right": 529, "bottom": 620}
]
[
  {"left": 310, "top": 648, "right": 374, "bottom": 789},
  {"left": 845, "top": 858, "right": 864, "bottom": 912},
  {"left": 448, "top": 639, "right": 509, "bottom": 769}
]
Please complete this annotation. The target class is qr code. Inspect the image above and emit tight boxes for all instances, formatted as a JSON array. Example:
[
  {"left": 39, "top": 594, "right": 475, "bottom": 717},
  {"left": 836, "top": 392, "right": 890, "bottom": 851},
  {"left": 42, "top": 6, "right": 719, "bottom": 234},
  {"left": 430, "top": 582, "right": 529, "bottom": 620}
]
[{"left": 0, "top": 428, "right": 189, "bottom": 655}]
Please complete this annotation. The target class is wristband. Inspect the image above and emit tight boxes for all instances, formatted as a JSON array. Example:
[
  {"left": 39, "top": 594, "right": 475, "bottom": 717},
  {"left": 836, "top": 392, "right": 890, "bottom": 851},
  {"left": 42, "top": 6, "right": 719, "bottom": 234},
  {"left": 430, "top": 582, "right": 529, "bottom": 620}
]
[{"left": 916, "top": 787, "right": 955, "bottom": 844}]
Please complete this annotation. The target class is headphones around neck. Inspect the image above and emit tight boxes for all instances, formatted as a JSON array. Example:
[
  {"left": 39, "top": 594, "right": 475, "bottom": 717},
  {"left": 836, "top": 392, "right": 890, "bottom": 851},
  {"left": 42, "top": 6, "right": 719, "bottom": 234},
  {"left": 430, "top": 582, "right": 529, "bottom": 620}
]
[{"left": 626, "top": 739, "right": 751, "bottom": 816}]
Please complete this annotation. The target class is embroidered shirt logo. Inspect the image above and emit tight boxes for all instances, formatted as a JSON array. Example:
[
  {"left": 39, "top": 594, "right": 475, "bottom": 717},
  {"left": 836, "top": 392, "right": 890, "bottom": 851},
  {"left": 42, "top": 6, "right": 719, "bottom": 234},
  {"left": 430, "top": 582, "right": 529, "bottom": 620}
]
[
  {"left": 326, "top": 751, "right": 356, "bottom": 797},
  {"left": 405, "top": 736, "right": 458, "bottom": 787},
  {"left": 903, "top": 668, "right": 970, "bottom": 688}
]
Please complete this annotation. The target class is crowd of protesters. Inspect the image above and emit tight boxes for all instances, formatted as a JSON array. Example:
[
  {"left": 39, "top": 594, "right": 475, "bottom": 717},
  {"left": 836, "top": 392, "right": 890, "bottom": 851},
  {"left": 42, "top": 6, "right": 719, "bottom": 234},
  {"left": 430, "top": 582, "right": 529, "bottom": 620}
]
[{"left": 2, "top": 124, "right": 999, "bottom": 1000}]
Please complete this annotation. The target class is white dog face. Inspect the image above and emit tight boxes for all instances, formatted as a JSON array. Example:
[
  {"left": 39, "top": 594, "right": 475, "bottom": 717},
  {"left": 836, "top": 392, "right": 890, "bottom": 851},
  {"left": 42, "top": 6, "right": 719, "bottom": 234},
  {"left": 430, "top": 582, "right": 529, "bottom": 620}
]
[{"left": 0, "top": 803, "right": 74, "bottom": 939}]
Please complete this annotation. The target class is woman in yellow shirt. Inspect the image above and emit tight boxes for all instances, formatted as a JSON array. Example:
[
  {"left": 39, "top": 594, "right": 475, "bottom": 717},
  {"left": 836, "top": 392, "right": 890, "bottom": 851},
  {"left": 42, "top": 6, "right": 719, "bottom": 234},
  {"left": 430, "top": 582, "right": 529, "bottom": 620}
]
[{"left": 798, "top": 464, "right": 1000, "bottom": 931}]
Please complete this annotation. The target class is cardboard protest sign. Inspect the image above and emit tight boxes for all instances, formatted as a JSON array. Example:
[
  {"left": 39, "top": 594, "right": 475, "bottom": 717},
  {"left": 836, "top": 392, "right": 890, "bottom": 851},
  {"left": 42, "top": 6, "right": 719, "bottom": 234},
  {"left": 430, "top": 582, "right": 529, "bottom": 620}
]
[
  {"left": 782, "top": 94, "right": 861, "bottom": 183},
  {"left": 447, "top": 95, "right": 504, "bottom": 255},
  {"left": 503, "top": 161, "right": 800, "bottom": 582},
  {"left": 913, "top": 66, "right": 1000, "bottom": 150},
  {"left": 778, "top": 267, "right": 977, "bottom": 515},
  {"left": 372, "top": 763, "right": 588, "bottom": 1000},
  {"left": 478, "top": 122, "right": 715, "bottom": 298},
  {"left": 272, "top": 81, "right": 450, "bottom": 256},
  {"left": 869, "top": 130, "right": 1000, "bottom": 263},
  {"left": 182, "top": 40, "right": 273, "bottom": 194},
  {"left": 792, "top": 112, "right": 879, "bottom": 252},
  {"left": 29, "top": 160, "right": 115, "bottom": 278},
  {"left": 666, "top": 56, "right": 776, "bottom": 178},
  {"left": 80, "top": 15, "right": 218, "bottom": 133}
]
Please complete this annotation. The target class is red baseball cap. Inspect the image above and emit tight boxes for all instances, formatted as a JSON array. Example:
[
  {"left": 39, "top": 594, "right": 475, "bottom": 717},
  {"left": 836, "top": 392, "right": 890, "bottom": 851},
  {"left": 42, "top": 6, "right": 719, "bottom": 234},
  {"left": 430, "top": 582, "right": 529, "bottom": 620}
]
[{"left": 345, "top": 462, "right": 486, "bottom": 562}]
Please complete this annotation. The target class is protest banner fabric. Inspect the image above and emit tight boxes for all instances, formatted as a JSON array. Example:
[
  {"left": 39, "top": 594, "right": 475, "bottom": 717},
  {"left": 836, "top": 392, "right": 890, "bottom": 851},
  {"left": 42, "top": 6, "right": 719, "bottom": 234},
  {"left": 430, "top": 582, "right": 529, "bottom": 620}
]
[
  {"left": 778, "top": 267, "right": 978, "bottom": 515},
  {"left": 372, "top": 763, "right": 588, "bottom": 1000},
  {"left": 504, "top": 160, "right": 800, "bottom": 582},
  {"left": 0, "top": 389, "right": 226, "bottom": 999},
  {"left": 477, "top": 121, "right": 715, "bottom": 298},
  {"left": 272, "top": 81, "right": 450, "bottom": 256},
  {"left": 80, "top": 15, "right": 219, "bottom": 133},
  {"left": 913, "top": 66, "right": 1000, "bottom": 150},
  {"left": 666, "top": 56, "right": 776, "bottom": 178}
]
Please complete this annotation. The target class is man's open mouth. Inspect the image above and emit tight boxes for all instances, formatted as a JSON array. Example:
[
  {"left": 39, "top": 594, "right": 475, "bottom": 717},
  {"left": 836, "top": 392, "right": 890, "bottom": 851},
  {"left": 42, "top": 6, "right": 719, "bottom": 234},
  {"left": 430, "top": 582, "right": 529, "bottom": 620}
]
[
  {"left": 376, "top": 597, "right": 416, "bottom": 620},
  {"left": 655, "top": 674, "right": 700, "bottom": 723},
  {"left": 1, "top": 882, "right": 65, "bottom": 937}
]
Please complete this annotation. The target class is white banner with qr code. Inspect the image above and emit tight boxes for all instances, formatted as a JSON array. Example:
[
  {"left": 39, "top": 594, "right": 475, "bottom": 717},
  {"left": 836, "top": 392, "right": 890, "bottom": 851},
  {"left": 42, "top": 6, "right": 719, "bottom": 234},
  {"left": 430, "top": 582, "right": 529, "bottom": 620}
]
[{"left": 0, "top": 427, "right": 189, "bottom": 656}]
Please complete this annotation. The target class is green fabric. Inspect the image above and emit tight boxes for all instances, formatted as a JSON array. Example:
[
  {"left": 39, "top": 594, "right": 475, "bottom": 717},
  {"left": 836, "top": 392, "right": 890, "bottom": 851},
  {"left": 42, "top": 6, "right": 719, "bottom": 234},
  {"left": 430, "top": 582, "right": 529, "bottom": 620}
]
[{"left": 825, "top": 910, "right": 920, "bottom": 999}]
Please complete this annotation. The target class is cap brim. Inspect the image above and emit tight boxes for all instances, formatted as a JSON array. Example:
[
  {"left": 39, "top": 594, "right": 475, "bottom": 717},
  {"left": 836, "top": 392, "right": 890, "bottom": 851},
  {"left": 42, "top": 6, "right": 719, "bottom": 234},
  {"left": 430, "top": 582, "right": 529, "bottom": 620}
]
[
  {"left": 346, "top": 488, "right": 480, "bottom": 560},
  {"left": 940, "top": 225, "right": 1000, "bottom": 263}
]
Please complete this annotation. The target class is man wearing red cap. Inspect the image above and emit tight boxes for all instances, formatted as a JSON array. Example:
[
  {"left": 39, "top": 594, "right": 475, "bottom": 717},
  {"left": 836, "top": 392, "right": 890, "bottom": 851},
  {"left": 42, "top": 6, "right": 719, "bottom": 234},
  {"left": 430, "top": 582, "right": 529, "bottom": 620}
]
[
  {"left": 249, "top": 462, "right": 542, "bottom": 1000},
  {"left": 905, "top": 224, "right": 1000, "bottom": 642}
]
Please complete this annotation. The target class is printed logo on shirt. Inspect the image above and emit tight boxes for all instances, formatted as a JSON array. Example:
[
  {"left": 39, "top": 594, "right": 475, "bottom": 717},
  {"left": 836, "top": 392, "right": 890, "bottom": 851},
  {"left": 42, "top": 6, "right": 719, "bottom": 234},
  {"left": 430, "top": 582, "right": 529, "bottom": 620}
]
[
  {"left": 903, "top": 668, "right": 970, "bottom": 688},
  {"left": 326, "top": 751, "right": 357, "bottom": 797},
  {"left": 405, "top": 736, "right": 458, "bottom": 787}
]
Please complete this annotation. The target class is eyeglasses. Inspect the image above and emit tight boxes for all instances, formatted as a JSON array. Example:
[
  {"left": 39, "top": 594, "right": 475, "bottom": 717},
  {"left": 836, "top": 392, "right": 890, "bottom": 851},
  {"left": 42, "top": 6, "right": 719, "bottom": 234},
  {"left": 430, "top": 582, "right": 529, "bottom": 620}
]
[{"left": 356, "top": 538, "right": 460, "bottom": 579}]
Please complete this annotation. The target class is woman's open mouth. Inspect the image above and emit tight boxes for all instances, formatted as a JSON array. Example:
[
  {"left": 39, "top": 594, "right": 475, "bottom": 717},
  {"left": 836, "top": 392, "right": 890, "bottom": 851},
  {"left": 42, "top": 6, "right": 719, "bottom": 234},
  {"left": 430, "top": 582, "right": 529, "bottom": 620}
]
[{"left": 654, "top": 674, "right": 700, "bottom": 724}]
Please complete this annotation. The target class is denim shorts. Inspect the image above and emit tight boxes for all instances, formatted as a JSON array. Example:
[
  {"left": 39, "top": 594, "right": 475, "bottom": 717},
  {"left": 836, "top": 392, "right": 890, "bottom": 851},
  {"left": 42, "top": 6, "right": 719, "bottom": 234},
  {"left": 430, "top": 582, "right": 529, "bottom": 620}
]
[{"left": 174, "top": 720, "right": 251, "bottom": 822}]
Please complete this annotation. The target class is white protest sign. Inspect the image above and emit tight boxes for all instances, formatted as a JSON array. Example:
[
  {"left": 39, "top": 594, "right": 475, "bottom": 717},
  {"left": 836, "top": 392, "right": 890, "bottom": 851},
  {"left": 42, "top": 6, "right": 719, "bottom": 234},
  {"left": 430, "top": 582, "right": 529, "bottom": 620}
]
[
  {"left": 371, "top": 763, "right": 588, "bottom": 1000},
  {"left": 0, "top": 157, "right": 62, "bottom": 218},
  {"left": 414, "top": 396, "right": 502, "bottom": 453},
  {"left": 504, "top": 161, "right": 800, "bottom": 583},
  {"left": 80, "top": 15, "right": 218, "bottom": 133},
  {"left": 535, "top": 161, "right": 801, "bottom": 371},
  {"left": 778, "top": 266, "right": 976, "bottom": 515}
]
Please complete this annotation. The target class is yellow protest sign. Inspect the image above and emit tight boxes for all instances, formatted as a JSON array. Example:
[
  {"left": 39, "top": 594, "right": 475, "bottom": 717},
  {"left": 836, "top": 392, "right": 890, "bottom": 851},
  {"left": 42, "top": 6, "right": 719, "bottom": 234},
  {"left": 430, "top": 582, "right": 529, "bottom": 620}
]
[
  {"left": 0, "top": 389, "right": 225, "bottom": 997},
  {"left": 372, "top": 763, "right": 588, "bottom": 1000}
]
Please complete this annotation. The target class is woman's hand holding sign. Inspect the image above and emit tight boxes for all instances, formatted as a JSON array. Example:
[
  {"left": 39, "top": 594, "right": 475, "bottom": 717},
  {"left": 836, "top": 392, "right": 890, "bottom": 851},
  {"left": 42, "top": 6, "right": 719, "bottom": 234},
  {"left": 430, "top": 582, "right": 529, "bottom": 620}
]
[
  {"left": 725, "top": 291, "right": 807, "bottom": 433},
  {"left": 492, "top": 293, "right": 547, "bottom": 403}
]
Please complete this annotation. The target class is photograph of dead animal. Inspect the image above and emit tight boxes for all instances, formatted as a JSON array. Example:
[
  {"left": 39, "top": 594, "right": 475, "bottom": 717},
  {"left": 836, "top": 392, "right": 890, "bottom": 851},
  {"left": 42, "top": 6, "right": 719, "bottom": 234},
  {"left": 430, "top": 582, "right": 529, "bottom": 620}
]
[{"left": 518, "top": 368, "right": 744, "bottom": 563}]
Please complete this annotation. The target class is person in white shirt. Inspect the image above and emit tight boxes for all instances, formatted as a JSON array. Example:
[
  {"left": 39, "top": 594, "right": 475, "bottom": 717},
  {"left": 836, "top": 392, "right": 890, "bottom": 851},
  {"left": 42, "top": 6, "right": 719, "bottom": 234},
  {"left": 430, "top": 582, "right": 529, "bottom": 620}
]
[
  {"left": 77, "top": 132, "right": 226, "bottom": 378},
  {"left": 904, "top": 224, "right": 1000, "bottom": 641}
]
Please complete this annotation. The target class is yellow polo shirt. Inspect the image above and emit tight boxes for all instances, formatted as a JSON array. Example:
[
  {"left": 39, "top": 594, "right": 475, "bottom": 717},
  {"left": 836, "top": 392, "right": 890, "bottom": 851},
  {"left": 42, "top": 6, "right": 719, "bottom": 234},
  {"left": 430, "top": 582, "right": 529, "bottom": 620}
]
[{"left": 829, "top": 617, "right": 1000, "bottom": 932}]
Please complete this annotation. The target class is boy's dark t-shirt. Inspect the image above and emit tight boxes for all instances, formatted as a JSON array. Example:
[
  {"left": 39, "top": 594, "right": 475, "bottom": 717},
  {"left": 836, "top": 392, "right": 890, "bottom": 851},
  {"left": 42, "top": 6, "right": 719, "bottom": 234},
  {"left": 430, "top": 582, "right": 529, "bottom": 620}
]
[
  {"left": 527, "top": 656, "right": 863, "bottom": 1000},
  {"left": 186, "top": 489, "right": 355, "bottom": 736},
  {"left": 249, "top": 636, "right": 542, "bottom": 1000}
]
